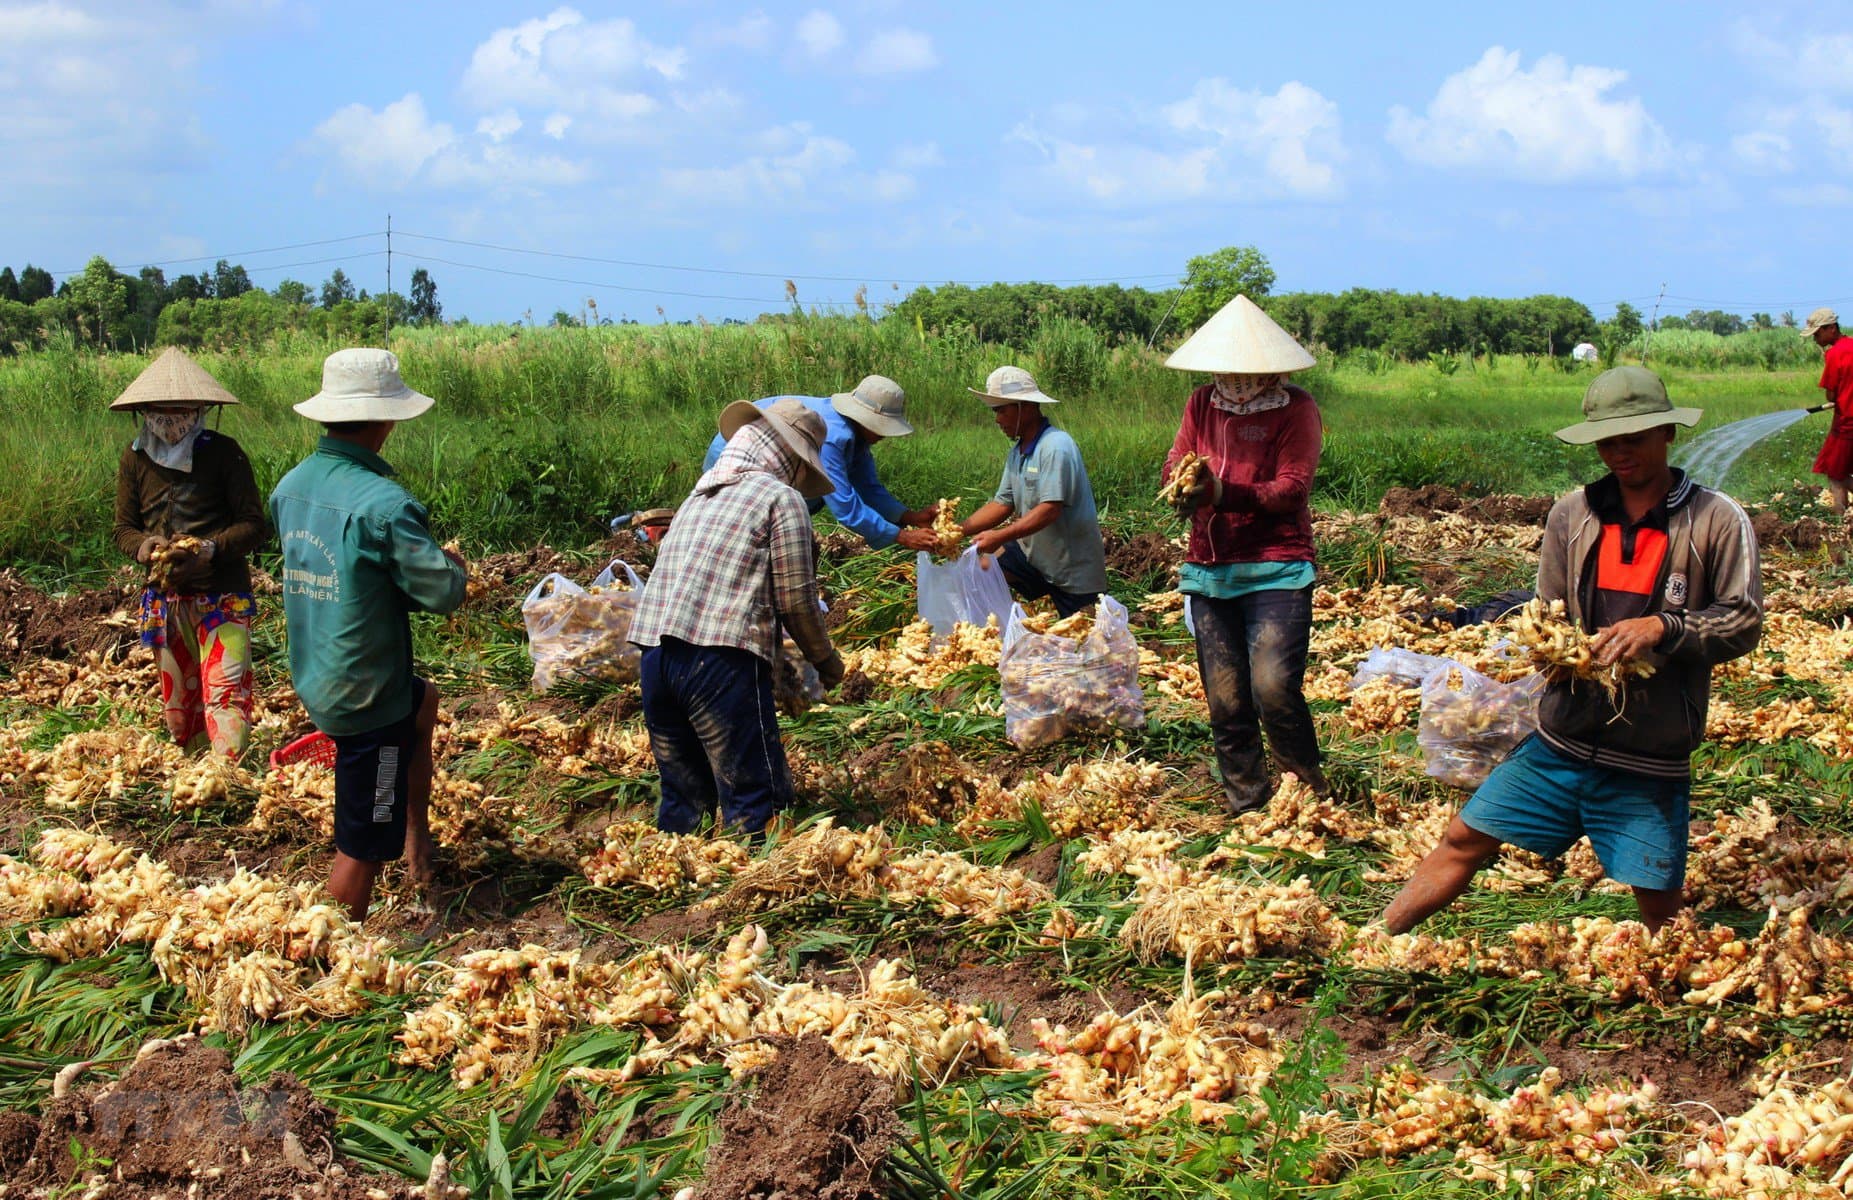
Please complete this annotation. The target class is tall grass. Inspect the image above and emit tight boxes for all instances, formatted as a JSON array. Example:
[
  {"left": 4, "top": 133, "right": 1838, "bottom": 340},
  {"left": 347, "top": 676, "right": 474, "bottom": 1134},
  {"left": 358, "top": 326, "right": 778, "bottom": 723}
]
[{"left": 0, "top": 319, "right": 1833, "bottom": 581}]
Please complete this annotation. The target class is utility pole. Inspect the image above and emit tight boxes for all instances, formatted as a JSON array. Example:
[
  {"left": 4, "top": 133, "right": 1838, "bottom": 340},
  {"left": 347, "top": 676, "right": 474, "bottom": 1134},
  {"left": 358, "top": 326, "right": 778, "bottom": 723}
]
[
  {"left": 1643, "top": 282, "right": 1666, "bottom": 365},
  {"left": 385, "top": 213, "right": 393, "bottom": 342}
]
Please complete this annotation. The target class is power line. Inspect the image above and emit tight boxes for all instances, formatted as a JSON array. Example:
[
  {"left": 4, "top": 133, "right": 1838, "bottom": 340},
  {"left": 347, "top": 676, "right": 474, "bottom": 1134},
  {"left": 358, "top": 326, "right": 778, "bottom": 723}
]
[
  {"left": 401, "top": 251, "right": 861, "bottom": 307},
  {"left": 46, "top": 233, "right": 382, "bottom": 278},
  {"left": 394, "top": 230, "right": 1179, "bottom": 287}
]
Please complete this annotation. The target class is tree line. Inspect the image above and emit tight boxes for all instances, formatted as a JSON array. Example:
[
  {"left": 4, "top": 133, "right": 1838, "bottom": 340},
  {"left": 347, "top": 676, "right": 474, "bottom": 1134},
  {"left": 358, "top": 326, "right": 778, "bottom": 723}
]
[{"left": 0, "top": 256, "right": 441, "bottom": 354}]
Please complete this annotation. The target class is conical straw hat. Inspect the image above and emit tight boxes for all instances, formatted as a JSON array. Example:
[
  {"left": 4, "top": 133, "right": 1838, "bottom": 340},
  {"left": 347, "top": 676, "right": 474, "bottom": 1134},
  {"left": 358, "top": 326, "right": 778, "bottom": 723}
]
[
  {"left": 1164, "top": 294, "right": 1316, "bottom": 374},
  {"left": 110, "top": 347, "right": 240, "bottom": 410}
]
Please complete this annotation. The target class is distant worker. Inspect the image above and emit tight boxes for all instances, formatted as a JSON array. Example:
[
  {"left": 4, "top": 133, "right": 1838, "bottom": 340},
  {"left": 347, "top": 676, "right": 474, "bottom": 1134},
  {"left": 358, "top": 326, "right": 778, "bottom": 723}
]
[
  {"left": 1162, "top": 296, "right": 1328, "bottom": 814},
  {"left": 1803, "top": 307, "right": 1853, "bottom": 517},
  {"left": 1383, "top": 367, "right": 1762, "bottom": 934},
  {"left": 271, "top": 349, "right": 468, "bottom": 921},
  {"left": 634, "top": 399, "right": 846, "bottom": 836},
  {"left": 701, "top": 376, "right": 942, "bottom": 551},
  {"left": 112, "top": 348, "right": 267, "bottom": 759},
  {"left": 958, "top": 366, "right": 1108, "bottom": 617}
]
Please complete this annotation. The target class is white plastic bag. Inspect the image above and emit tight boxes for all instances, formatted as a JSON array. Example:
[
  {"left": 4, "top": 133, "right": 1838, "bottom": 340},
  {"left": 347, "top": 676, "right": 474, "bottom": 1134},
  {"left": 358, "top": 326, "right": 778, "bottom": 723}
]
[
  {"left": 999, "top": 595, "right": 1146, "bottom": 749},
  {"left": 916, "top": 547, "right": 1015, "bottom": 636},
  {"left": 1352, "top": 647, "right": 1454, "bottom": 691},
  {"left": 521, "top": 558, "right": 644, "bottom": 690},
  {"left": 1417, "top": 663, "right": 1543, "bottom": 789}
]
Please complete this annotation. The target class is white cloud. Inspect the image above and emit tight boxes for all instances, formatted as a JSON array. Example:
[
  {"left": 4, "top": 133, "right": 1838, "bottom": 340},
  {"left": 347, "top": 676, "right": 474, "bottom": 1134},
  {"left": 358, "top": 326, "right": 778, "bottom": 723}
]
[
  {"left": 477, "top": 110, "right": 522, "bottom": 143},
  {"left": 310, "top": 93, "right": 586, "bottom": 192},
  {"left": 0, "top": 1, "right": 103, "bottom": 41},
  {"left": 543, "top": 113, "right": 572, "bottom": 139},
  {"left": 460, "top": 7, "right": 684, "bottom": 125},
  {"left": 1731, "top": 128, "right": 1791, "bottom": 173},
  {"left": 795, "top": 9, "right": 843, "bottom": 58},
  {"left": 891, "top": 141, "right": 943, "bottom": 170},
  {"left": 1387, "top": 47, "right": 1679, "bottom": 182},
  {"left": 858, "top": 28, "right": 936, "bottom": 75},
  {"left": 1736, "top": 24, "right": 1853, "bottom": 95},
  {"left": 869, "top": 169, "right": 915, "bottom": 201},
  {"left": 1773, "top": 182, "right": 1853, "bottom": 207},
  {"left": 1010, "top": 77, "right": 1345, "bottom": 206},
  {"left": 709, "top": 10, "right": 774, "bottom": 52},
  {"left": 1164, "top": 78, "right": 1345, "bottom": 196},
  {"left": 650, "top": 121, "right": 923, "bottom": 211}
]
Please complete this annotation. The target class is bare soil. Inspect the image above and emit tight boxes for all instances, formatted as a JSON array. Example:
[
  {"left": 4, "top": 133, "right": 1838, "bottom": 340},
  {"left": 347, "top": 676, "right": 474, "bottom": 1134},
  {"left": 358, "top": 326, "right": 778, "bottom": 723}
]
[
  {"left": 0, "top": 569, "right": 142, "bottom": 666},
  {"left": 1379, "top": 486, "right": 1554, "bottom": 526},
  {"left": 1104, "top": 529, "right": 1183, "bottom": 588},
  {"left": 11, "top": 1039, "right": 433, "bottom": 1199},
  {"left": 693, "top": 1034, "right": 898, "bottom": 1200},
  {"left": 1750, "top": 510, "right": 1832, "bottom": 551}
]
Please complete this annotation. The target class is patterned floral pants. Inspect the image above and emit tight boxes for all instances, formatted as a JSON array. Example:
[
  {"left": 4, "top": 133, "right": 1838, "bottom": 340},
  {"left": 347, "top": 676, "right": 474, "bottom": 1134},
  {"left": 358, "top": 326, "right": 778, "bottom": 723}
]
[{"left": 154, "top": 595, "right": 254, "bottom": 757}]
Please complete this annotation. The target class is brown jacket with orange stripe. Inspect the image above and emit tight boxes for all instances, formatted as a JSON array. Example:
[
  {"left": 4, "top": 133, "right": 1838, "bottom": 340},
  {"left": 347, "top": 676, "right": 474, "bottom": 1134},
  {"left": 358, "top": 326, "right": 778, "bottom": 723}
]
[{"left": 1533, "top": 471, "right": 1763, "bottom": 779}]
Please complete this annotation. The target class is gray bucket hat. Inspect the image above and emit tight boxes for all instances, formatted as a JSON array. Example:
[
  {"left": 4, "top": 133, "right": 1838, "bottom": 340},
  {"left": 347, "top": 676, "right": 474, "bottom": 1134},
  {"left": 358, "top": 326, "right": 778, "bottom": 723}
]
[
  {"left": 969, "top": 365, "right": 1057, "bottom": 407},
  {"left": 830, "top": 375, "right": 913, "bottom": 438},
  {"left": 1554, "top": 366, "right": 1701, "bottom": 445},
  {"left": 718, "top": 397, "right": 832, "bottom": 498}
]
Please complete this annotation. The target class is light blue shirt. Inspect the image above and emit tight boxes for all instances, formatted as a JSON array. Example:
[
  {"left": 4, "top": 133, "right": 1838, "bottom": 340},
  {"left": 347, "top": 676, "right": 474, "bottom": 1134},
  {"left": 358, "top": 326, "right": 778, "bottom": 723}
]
[
  {"left": 994, "top": 424, "right": 1108, "bottom": 594},
  {"left": 703, "top": 395, "right": 908, "bottom": 547}
]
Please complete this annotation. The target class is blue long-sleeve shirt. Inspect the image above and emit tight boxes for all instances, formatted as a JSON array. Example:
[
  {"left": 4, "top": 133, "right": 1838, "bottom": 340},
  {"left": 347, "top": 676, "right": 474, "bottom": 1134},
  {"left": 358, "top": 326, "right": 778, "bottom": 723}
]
[{"left": 702, "top": 395, "right": 909, "bottom": 547}]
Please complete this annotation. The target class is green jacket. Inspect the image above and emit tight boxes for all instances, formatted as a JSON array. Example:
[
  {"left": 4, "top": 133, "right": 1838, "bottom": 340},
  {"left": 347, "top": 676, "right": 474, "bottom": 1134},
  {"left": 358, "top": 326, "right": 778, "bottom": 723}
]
[{"left": 269, "top": 438, "right": 466, "bottom": 736}]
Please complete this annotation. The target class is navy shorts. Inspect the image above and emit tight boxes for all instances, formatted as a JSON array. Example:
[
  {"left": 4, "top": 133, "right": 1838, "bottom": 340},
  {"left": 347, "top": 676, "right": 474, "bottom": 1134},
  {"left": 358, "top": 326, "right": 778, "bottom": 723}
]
[
  {"left": 1459, "top": 735, "right": 1690, "bottom": 891},
  {"left": 997, "top": 543, "right": 1099, "bottom": 619},
  {"left": 330, "top": 679, "right": 426, "bottom": 863}
]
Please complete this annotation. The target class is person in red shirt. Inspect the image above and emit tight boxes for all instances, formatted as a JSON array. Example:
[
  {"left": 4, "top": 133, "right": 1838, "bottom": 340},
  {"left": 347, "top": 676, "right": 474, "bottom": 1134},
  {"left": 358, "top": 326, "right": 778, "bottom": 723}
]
[
  {"left": 1804, "top": 306, "right": 1853, "bottom": 516},
  {"left": 1162, "top": 295, "right": 1328, "bottom": 813}
]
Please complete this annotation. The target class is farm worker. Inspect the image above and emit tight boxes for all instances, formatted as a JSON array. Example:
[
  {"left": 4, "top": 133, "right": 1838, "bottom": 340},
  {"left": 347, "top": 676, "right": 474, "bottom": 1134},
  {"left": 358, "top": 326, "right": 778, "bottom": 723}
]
[
  {"left": 1802, "top": 307, "right": 1853, "bottom": 516},
  {"left": 632, "top": 398, "right": 846, "bottom": 835},
  {"left": 270, "top": 349, "right": 468, "bottom": 922},
  {"left": 111, "top": 347, "right": 267, "bottom": 759},
  {"left": 957, "top": 366, "right": 1108, "bottom": 618},
  {"left": 700, "top": 376, "right": 943, "bottom": 551},
  {"left": 1161, "top": 295, "right": 1328, "bottom": 814},
  {"left": 1382, "top": 366, "right": 1762, "bottom": 934}
]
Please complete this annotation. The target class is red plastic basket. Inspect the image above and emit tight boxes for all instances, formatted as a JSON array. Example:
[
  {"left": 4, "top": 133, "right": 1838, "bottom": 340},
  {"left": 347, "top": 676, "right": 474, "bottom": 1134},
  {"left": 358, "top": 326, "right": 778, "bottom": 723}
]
[{"left": 270, "top": 731, "right": 335, "bottom": 771}]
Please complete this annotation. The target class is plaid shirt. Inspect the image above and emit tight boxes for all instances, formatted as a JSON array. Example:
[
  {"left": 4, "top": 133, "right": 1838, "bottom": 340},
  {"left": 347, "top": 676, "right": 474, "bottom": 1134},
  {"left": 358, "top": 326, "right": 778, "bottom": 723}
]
[{"left": 629, "top": 469, "right": 834, "bottom": 667}]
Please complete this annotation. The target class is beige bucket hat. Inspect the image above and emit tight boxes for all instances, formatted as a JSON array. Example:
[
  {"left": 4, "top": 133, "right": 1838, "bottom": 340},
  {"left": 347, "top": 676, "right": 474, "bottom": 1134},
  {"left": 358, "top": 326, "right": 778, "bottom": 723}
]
[
  {"left": 1554, "top": 366, "right": 1701, "bottom": 445},
  {"left": 969, "top": 365, "right": 1057, "bottom": 407},
  {"left": 294, "top": 348, "right": 435, "bottom": 423},
  {"left": 719, "top": 396, "right": 833, "bottom": 498},
  {"left": 1802, "top": 307, "right": 1841, "bottom": 337},
  {"left": 1164, "top": 294, "right": 1317, "bottom": 374},
  {"left": 110, "top": 347, "right": 240, "bottom": 410},
  {"left": 830, "top": 374, "right": 913, "bottom": 438}
]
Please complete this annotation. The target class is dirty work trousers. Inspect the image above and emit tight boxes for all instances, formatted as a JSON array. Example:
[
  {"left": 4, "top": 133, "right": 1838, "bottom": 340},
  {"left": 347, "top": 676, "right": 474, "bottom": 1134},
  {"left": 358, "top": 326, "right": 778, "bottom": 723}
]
[
  {"left": 155, "top": 595, "right": 254, "bottom": 757},
  {"left": 640, "top": 637, "right": 791, "bottom": 835},
  {"left": 1190, "top": 586, "right": 1323, "bottom": 813}
]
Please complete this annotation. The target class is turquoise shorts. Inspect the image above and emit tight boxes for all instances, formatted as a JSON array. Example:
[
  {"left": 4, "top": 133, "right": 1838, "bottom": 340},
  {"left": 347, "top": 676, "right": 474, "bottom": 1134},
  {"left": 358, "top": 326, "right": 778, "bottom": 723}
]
[{"left": 1459, "top": 736, "right": 1690, "bottom": 892}]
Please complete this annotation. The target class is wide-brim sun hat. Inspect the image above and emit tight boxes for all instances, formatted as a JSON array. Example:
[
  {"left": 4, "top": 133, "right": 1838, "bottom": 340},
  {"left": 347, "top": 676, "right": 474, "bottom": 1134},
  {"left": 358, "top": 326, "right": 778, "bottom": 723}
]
[
  {"left": 293, "top": 348, "right": 435, "bottom": 423},
  {"left": 1164, "top": 294, "right": 1317, "bottom": 374},
  {"left": 110, "top": 347, "right": 241, "bottom": 410},
  {"left": 1802, "top": 307, "right": 1841, "bottom": 338},
  {"left": 719, "top": 397, "right": 833, "bottom": 498},
  {"left": 968, "top": 364, "right": 1057, "bottom": 407},
  {"left": 829, "top": 374, "right": 913, "bottom": 438},
  {"left": 1554, "top": 365, "right": 1701, "bottom": 445}
]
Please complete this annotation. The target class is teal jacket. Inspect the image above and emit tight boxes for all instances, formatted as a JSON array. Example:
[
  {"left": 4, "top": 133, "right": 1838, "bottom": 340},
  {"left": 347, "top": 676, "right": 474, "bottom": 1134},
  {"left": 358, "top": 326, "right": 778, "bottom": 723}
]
[{"left": 269, "top": 438, "right": 466, "bottom": 736}]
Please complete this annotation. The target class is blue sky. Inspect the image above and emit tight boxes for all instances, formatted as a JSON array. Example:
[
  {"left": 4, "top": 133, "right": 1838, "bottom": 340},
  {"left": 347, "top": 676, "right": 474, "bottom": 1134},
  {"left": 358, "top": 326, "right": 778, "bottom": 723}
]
[{"left": 5, "top": 0, "right": 1851, "bottom": 324}]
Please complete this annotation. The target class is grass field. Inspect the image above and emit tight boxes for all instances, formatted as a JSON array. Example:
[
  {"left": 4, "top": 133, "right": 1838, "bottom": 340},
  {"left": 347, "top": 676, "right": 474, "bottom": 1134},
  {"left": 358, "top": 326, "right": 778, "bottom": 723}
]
[
  {"left": 1, "top": 324, "right": 1850, "bottom": 1199},
  {"left": 0, "top": 319, "right": 1833, "bottom": 581}
]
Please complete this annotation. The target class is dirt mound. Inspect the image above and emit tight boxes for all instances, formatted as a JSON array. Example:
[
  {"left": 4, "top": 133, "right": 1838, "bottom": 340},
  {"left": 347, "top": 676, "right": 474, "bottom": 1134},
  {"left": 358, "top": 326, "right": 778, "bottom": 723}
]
[
  {"left": 1379, "top": 486, "right": 1554, "bottom": 526},
  {"left": 1103, "top": 528, "right": 1182, "bottom": 587},
  {"left": 465, "top": 545, "right": 580, "bottom": 608},
  {"left": 0, "top": 569, "right": 139, "bottom": 666},
  {"left": 694, "top": 1035, "right": 899, "bottom": 1200},
  {"left": 1751, "top": 510, "right": 1832, "bottom": 551},
  {"left": 13, "top": 1038, "right": 449, "bottom": 1200}
]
